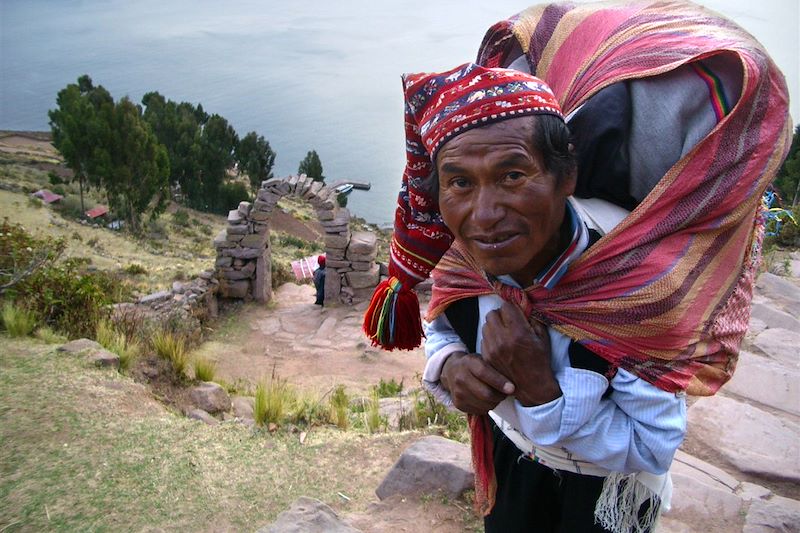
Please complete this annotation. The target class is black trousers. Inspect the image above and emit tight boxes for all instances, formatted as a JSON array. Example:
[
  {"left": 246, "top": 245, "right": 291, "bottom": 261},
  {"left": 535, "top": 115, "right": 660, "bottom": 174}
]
[{"left": 484, "top": 421, "right": 650, "bottom": 533}]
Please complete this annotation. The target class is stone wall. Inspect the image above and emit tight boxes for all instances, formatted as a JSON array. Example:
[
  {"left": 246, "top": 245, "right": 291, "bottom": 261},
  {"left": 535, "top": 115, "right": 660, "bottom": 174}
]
[
  {"left": 113, "top": 270, "right": 219, "bottom": 338},
  {"left": 214, "top": 175, "right": 380, "bottom": 305}
]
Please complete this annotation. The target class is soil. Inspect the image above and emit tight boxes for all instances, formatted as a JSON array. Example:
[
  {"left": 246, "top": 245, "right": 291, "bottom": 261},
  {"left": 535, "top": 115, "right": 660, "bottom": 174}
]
[{"left": 198, "top": 283, "right": 429, "bottom": 395}]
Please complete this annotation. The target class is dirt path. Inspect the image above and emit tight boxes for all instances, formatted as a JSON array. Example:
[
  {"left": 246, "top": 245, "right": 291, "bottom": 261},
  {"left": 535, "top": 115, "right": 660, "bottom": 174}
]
[{"left": 200, "top": 283, "right": 429, "bottom": 394}]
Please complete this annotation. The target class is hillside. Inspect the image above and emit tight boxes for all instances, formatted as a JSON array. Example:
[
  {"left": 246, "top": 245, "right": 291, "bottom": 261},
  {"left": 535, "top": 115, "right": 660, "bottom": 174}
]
[{"left": 0, "top": 131, "right": 331, "bottom": 295}]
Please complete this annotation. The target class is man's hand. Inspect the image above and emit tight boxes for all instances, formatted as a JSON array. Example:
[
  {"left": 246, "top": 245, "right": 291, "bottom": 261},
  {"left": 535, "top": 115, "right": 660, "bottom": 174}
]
[
  {"left": 440, "top": 351, "right": 515, "bottom": 415},
  {"left": 481, "top": 302, "right": 561, "bottom": 407}
]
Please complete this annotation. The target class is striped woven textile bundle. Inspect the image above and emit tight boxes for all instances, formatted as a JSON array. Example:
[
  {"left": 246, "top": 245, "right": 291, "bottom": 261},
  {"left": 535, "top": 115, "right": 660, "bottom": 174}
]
[{"left": 429, "top": 1, "right": 793, "bottom": 396}]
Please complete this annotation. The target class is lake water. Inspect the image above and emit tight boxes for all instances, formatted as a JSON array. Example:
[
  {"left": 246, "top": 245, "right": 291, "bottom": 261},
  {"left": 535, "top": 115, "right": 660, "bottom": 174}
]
[{"left": 1, "top": 0, "right": 796, "bottom": 225}]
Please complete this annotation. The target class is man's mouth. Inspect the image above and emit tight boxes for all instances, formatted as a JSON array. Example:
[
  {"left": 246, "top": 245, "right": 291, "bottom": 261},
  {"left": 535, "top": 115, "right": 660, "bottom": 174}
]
[{"left": 470, "top": 232, "right": 520, "bottom": 251}]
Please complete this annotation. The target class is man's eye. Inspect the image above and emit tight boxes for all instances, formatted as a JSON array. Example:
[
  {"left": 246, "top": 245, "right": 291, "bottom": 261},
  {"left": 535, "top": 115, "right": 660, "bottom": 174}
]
[
  {"left": 450, "top": 177, "right": 470, "bottom": 188},
  {"left": 505, "top": 171, "right": 525, "bottom": 182}
]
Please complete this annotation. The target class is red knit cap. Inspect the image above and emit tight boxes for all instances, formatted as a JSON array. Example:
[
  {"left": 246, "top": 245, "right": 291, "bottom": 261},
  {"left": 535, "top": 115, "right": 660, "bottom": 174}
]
[{"left": 364, "top": 63, "right": 564, "bottom": 350}]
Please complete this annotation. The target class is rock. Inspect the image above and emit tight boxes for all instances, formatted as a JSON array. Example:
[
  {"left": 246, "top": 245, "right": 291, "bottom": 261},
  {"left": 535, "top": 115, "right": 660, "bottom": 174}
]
[
  {"left": 237, "top": 201, "right": 251, "bottom": 216},
  {"left": 345, "top": 265, "right": 380, "bottom": 289},
  {"left": 305, "top": 180, "right": 324, "bottom": 200},
  {"left": 222, "top": 269, "right": 253, "bottom": 281},
  {"left": 749, "top": 303, "right": 800, "bottom": 333},
  {"left": 226, "top": 223, "right": 250, "bottom": 235},
  {"left": 187, "top": 408, "right": 218, "bottom": 426},
  {"left": 324, "top": 232, "right": 351, "bottom": 250},
  {"left": 249, "top": 210, "right": 270, "bottom": 221},
  {"left": 316, "top": 209, "right": 335, "bottom": 221},
  {"left": 667, "top": 471, "right": 743, "bottom": 523},
  {"left": 215, "top": 256, "right": 233, "bottom": 268},
  {"left": 139, "top": 291, "right": 172, "bottom": 305},
  {"left": 220, "top": 279, "right": 250, "bottom": 299},
  {"left": 756, "top": 272, "right": 800, "bottom": 307},
  {"left": 258, "top": 496, "right": 360, "bottom": 533},
  {"left": 375, "top": 436, "right": 473, "bottom": 500},
  {"left": 58, "top": 338, "right": 103, "bottom": 354},
  {"left": 687, "top": 395, "right": 800, "bottom": 483},
  {"left": 227, "top": 209, "right": 244, "bottom": 225},
  {"left": 189, "top": 382, "right": 231, "bottom": 414},
  {"left": 752, "top": 328, "right": 800, "bottom": 368},
  {"left": 88, "top": 348, "right": 120, "bottom": 369},
  {"left": 346, "top": 231, "right": 377, "bottom": 257},
  {"left": 378, "top": 397, "right": 413, "bottom": 430},
  {"left": 724, "top": 350, "right": 800, "bottom": 416},
  {"left": 737, "top": 482, "right": 772, "bottom": 502},
  {"left": 743, "top": 494, "right": 800, "bottom": 532},
  {"left": 667, "top": 450, "right": 743, "bottom": 525},
  {"left": 232, "top": 396, "right": 254, "bottom": 420},
  {"left": 225, "top": 247, "right": 263, "bottom": 260},
  {"left": 255, "top": 255, "right": 271, "bottom": 303},
  {"left": 240, "top": 233, "right": 268, "bottom": 248},
  {"left": 213, "top": 230, "right": 237, "bottom": 249},
  {"left": 324, "top": 269, "right": 341, "bottom": 304}
]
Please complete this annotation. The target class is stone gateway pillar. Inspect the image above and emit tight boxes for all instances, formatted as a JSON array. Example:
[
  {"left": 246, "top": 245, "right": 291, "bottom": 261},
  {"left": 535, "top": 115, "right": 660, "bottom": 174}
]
[{"left": 213, "top": 175, "right": 381, "bottom": 306}]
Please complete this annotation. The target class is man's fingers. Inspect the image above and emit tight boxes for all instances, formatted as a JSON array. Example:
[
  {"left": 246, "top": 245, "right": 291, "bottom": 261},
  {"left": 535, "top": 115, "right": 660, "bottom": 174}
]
[{"left": 469, "top": 356, "right": 515, "bottom": 395}]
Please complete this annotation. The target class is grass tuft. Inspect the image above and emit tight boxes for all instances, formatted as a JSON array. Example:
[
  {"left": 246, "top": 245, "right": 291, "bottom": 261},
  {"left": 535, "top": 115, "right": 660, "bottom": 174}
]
[
  {"left": 95, "top": 319, "right": 140, "bottom": 371},
  {"left": 152, "top": 329, "right": 188, "bottom": 375},
  {"left": 2, "top": 300, "right": 37, "bottom": 337},
  {"left": 364, "top": 391, "right": 384, "bottom": 434},
  {"left": 193, "top": 356, "right": 217, "bottom": 382},
  {"left": 34, "top": 326, "right": 67, "bottom": 344},
  {"left": 330, "top": 385, "right": 350, "bottom": 430},
  {"left": 253, "top": 372, "right": 293, "bottom": 427}
]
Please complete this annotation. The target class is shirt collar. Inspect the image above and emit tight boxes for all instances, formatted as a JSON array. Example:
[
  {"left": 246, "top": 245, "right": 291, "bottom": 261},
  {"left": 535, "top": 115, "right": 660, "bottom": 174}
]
[{"left": 497, "top": 197, "right": 588, "bottom": 290}]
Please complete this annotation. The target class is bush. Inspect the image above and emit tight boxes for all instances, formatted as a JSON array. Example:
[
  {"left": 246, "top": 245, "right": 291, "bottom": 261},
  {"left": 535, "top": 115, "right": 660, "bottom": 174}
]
[
  {"left": 1, "top": 300, "right": 37, "bottom": 337},
  {"left": 1, "top": 221, "right": 126, "bottom": 339},
  {"left": 214, "top": 182, "right": 251, "bottom": 215},
  {"left": 48, "top": 171, "right": 63, "bottom": 185},
  {"left": 54, "top": 195, "right": 85, "bottom": 220},
  {"left": 123, "top": 263, "right": 147, "bottom": 276},
  {"left": 193, "top": 356, "right": 217, "bottom": 382},
  {"left": 52, "top": 184, "right": 66, "bottom": 196},
  {"left": 373, "top": 378, "right": 403, "bottom": 398},
  {"left": 288, "top": 390, "right": 331, "bottom": 426},
  {"left": 172, "top": 209, "right": 191, "bottom": 227},
  {"left": 152, "top": 329, "right": 188, "bottom": 375}
]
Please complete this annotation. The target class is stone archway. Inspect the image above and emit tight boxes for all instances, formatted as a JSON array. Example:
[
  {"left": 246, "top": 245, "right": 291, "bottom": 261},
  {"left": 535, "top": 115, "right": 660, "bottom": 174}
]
[{"left": 213, "top": 175, "right": 380, "bottom": 305}]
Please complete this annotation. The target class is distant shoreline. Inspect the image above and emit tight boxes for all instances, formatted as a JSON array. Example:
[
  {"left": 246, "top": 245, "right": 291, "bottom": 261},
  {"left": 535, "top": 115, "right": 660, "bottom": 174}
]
[{"left": 0, "top": 130, "right": 52, "bottom": 142}]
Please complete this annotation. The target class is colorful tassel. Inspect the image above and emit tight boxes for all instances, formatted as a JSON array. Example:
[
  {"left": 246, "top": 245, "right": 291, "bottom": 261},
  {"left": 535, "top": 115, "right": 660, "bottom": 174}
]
[{"left": 362, "top": 276, "right": 423, "bottom": 350}]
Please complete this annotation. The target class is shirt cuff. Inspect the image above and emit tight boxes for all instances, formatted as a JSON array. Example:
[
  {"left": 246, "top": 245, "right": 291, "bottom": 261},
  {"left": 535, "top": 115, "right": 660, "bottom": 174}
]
[
  {"left": 422, "top": 342, "right": 467, "bottom": 412},
  {"left": 422, "top": 342, "right": 467, "bottom": 383}
]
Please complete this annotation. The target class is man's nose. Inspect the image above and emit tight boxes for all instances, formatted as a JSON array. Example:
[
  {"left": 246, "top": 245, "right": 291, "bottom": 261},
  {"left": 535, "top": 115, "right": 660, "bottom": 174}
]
[{"left": 470, "top": 187, "right": 505, "bottom": 228}]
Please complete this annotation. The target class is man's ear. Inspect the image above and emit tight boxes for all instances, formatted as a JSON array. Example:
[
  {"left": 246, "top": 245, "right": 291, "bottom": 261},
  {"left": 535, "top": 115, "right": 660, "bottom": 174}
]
[{"left": 562, "top": 144, "right": 578, "bottom": 196}]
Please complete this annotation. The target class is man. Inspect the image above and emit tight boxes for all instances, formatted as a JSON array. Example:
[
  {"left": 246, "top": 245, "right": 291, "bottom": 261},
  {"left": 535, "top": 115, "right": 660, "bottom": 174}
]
[
  {"left": 363, "top": 3, "right": 790, "bottom": 532},
  {"left": 415, "top": 64, "right": 683, "bottom": 532},
  {"left": 313, "top": 254, "right": 326, "bottom": 306}
]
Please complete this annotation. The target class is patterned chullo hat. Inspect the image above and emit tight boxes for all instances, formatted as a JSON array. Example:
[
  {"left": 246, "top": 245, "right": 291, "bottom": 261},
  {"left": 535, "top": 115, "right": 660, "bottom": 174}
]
[{"left": 363, "top": 62, "right": 564, "bottom": 350}]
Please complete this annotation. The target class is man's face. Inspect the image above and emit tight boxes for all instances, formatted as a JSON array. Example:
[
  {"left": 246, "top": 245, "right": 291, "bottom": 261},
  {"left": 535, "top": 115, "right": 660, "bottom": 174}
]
[{"left": 436, "top": 117, "right": 576, "bottom": 287}]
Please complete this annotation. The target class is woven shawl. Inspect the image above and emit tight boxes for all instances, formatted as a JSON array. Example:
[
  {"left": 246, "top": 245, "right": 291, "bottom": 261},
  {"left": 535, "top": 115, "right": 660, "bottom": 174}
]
[{"left": 427, "top": 0, "right": 792, "bottom": 396}]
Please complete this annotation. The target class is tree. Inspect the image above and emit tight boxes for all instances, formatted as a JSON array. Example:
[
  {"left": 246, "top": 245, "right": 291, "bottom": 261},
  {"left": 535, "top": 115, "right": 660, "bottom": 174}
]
[
  {"left": 197, "top": 114, "right": 239, "bottom": 212},
  {"left": 95, "top": 98, "right": 170, "bottom": 232},
  {"left": 298, "top": 150, "right": 324, "bottom": 182},
  {"left": 48, "top": 75, "right": 113, "bottom": 213},
  {"left": 773, "top": 126, "right": 799, "bottom": 206},
  {"left": 236, "top": 132, "right": 276, "bottom": 192},
  {"left": 142, "top": 92, "right": 206, "bottom": 204}
]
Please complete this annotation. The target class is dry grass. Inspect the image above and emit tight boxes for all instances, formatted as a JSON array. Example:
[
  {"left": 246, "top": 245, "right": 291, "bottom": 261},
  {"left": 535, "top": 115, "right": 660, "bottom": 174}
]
[
  {"left": 152, "top": 329, "right": 188, "bottom": 375},
  {"left": 193, "top": 355, "right": 217, "bottom": 382},
  {"left": 254, "top": 374, "right": 292, "bottom": 427},
  {"left": 0, "top": 336, "right": 442, "bottom": 531}
]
